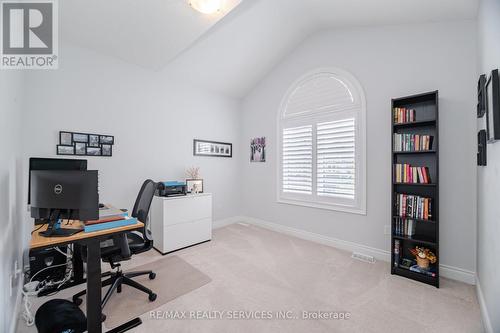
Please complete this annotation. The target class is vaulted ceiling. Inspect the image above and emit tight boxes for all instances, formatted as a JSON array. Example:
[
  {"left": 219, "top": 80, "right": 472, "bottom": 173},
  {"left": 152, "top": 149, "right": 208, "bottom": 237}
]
[{"left": 60, "top": 0, "right": 479, "bottom": 98}]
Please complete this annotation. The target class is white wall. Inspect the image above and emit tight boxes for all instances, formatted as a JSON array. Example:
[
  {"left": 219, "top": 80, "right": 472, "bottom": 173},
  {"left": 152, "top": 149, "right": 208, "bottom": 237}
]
[
  {"left": 477, "top": 0, "right": 500, "bottom": 331},
  {"left": 23, "top": 44, "right": 242, "bottom": 222},
  {"left": 240, "top": 21, "right": 477, "bottom": 276},
  {"left": 0, "top": 70, "right": 25, "bottom": 333}
]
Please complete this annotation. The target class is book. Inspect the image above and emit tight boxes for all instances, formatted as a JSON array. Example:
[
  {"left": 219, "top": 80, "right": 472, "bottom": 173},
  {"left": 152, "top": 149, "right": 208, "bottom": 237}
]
[
  {"left": 394, "top": 240, "right": 400, "bottom": 267},
  {"left": 409, "top": 265, "right": 436, "bottom": 278},
  {"left": 84, "top": 216, "right": 138, "bottom": 233}
]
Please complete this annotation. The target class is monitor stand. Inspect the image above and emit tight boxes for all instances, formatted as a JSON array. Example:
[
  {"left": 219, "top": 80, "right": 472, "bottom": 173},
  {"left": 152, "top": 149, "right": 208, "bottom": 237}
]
[{"left": 39, "top": 210, "right": 83, "bottom": 238}]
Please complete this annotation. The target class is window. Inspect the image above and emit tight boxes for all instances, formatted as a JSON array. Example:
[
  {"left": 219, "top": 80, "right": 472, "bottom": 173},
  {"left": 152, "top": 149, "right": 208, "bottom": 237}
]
[{"left": 278, "top": 68, "right": 366, "bottom": 214}]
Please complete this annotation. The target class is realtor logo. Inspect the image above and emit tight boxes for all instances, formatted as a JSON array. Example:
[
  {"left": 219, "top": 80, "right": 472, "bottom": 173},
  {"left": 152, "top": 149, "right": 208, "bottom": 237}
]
[{"left": 1, "top": 0, "right": 58, "bottom": 69}]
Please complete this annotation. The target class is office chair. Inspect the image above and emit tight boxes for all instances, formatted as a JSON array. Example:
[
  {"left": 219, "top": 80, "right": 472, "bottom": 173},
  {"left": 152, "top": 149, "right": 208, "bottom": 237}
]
[{"left": 73, "top": 180, "right": 159, "bottom": 316}]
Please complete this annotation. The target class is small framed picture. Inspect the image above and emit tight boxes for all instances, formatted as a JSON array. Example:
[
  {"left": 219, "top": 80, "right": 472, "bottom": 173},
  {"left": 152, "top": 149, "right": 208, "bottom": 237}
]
[
  {"left": 89, "top": 134, "right": 100, "bottom": 147},
  {"left": 75, "top": 142, "right": 86, "bottom": 155},
  {"left": 102, "top": 144, "right": 112, "bottom": 156},
  {"left": 100, "top": 135, "right": 114, "bottom": 145},
  {"left": 57, "top": 145, "right": 75, "bottom": 155},
  {"left": 73, "top": 133, "right": 89, "bottom": 143},
  {"left": 186, "top": 179, "right": 203, "bottom": 194},
  {"left": 59, "top": 131, "right": 73, "bottom": 145},
  {"left": 86, "top": 146, "right": 101, "bottom": 156},
  {"left": 193, "top": 139, "right": 232, "bottom": 158},
  {"left": 250, "top": 137, "right": 266, "bottom": 162}
]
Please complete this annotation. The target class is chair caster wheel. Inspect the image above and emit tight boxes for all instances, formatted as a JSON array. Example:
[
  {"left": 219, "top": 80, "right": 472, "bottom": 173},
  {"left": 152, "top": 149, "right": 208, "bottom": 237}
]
[
  {"left": 117, "top": 285, "right": 122, "bottom": 293},
  {"left": 101, "top": 314, "right": 107, "bottom": 322},
  {"left": 149, "top": 293, "right": 157, "bottom": 302},
  {"left": 149, "top": 272, "right": 156, "bottom": 280},
  {"left": 73, "top": 297, "right": 82, "bottom": 306}
]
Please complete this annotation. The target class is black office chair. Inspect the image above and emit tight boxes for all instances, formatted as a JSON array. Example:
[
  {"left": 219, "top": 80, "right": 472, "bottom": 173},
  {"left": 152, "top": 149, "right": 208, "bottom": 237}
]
[{"left": 73, "top": 180, "right": 159, "bottom": 314}]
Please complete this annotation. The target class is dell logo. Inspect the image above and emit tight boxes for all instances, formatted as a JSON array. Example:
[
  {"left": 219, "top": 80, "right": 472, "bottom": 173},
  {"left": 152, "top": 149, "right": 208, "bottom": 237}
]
[{"left": 54, "top": 184, "right": 63, "bottom": 195}]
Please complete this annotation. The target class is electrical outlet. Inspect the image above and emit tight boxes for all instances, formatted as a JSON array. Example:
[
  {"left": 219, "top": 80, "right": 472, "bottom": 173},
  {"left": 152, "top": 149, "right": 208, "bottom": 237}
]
[{"left": 384, "top": 225, "right": 391, "bottom": 235}]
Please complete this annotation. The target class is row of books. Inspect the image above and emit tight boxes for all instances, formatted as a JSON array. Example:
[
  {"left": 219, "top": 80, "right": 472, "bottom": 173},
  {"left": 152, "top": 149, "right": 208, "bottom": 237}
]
[
  {"left": 394, "top": 217, "right": 416, "bottom": 237},
  {"left": 393, "top": 133, "right": 433, "bottom": 152},
  {"left": 393, "top": 163, "right": 431, "bottom": 184},
  {"left": 395, "top": 193, "right": 432, "bottom": 220},
  {"left": 393, "top": 107, "right": 416, "bottom": 124}
]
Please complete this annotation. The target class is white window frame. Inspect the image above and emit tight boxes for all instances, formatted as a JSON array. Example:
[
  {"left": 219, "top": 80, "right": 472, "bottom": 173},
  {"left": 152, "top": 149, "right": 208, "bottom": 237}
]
[{"left": 277, "top": 68, "right": 366, "bottom": 215}]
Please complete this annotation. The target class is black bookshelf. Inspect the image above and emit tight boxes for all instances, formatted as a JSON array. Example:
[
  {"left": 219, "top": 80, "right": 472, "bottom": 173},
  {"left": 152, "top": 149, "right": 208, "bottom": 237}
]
[{"left": 391, "top": 91, "right": 439, "bottom": 288}]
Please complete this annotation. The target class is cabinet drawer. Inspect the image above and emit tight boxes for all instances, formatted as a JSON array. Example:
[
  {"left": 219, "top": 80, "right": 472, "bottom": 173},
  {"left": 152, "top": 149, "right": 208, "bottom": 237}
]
[
  {"left": 162, "top": 218, "right": 212, "bottom": 253},
  {"left": 163, "top": 195, "right": 212, "bottom": 226}
]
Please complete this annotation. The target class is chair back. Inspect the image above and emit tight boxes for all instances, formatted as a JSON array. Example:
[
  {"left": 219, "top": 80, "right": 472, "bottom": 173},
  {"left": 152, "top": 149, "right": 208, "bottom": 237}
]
[{"left": 131, "top": 179, "right": 157, "bottom": 247}]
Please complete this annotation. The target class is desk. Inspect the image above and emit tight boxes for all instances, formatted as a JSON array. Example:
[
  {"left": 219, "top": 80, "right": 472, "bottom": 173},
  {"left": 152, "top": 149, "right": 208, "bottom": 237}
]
[{"left": 30, "top": 219, "right": 144, "bottom": 333}]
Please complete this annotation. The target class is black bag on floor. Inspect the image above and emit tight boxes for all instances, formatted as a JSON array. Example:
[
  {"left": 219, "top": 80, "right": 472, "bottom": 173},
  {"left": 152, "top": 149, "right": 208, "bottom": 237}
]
[{"left": 35, "top": 299, "right": 86, "bottom": 333}]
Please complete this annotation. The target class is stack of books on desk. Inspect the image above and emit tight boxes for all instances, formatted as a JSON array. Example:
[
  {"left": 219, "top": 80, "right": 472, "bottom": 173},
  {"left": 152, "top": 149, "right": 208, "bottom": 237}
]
[{"left": 84, "top": 206, "right": 137, "bottom": 232}]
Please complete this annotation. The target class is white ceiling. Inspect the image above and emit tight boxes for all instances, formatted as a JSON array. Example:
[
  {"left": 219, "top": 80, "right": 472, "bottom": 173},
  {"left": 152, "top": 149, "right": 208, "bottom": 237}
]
[
  {"left": 61, "top": 0, "right": 479, "bottom": 98},
  {"left": 60, "top": 0, "right": 243, "bottom": 70}
]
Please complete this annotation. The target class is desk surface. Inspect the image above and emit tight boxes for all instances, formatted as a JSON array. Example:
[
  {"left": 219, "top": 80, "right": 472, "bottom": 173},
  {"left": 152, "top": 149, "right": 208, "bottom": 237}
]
[{"left": 30, "top": 220, "right": 144, "bottom": 250}]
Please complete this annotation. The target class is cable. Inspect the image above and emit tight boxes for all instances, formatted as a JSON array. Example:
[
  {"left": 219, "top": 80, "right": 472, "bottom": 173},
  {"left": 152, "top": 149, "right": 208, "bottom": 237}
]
[
  {"left": 31, "top": 223, "right": 46, "bottom": 234},
  {"left": 54, "top": 246, "right": 71, "bottom": 258},
  {"left": 29, "top": 262, "right": 67, "bottom": 283}
]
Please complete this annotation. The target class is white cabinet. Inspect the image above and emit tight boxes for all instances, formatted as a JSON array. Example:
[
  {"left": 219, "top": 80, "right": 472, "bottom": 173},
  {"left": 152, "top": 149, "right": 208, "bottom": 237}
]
[{"left": 150, "top": 193, "right": 212, "bottom": 254}]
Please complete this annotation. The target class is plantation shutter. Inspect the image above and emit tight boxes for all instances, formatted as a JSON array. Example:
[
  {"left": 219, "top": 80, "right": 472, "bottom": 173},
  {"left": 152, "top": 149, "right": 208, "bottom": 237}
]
[
  {"left": 282, "top": 125, "right": 313, "bottom": 194},
  {"left": 316, "top": 118, "right": 356, "bottom": 199}
]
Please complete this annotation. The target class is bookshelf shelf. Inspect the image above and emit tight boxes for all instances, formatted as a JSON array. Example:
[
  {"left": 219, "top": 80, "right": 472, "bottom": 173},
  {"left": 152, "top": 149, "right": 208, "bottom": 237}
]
[
  {"left": 393, "top": 119, "right": 436, "bottom": 128},
  {"left": 393, "top": 235, "right": 437, "bottom": 246},
  {"left": 392, "top": 216, "right": 436, "bottom": 224},
  {"left": 391, "top": 91, "right": 439, "bottom": 288},
  {"left": 393, "top": 182, "right": 436, "bottom": 187},
  {"left": 393, "top": 150, "right": 436, "bottom": 155}
]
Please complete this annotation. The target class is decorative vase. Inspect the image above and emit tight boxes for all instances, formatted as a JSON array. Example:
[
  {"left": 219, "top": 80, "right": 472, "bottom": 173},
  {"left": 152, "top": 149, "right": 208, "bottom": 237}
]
[{"left": 416, "top": 256, "right": 430, "bottom": 269}]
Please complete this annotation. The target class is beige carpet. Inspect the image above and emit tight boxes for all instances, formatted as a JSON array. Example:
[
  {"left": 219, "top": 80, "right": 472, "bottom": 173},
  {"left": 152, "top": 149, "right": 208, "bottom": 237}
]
[
  {"left": 16, "top": 223, "right": 482, "bottom": 333},
  {"left": 77, "top": 255, "right": 211, "bottom": 328}
]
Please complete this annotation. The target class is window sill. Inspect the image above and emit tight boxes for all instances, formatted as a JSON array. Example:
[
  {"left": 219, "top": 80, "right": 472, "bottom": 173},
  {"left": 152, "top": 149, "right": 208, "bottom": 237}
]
[{"left": 277, "top": 198, "right": 366, "bottom": 215}]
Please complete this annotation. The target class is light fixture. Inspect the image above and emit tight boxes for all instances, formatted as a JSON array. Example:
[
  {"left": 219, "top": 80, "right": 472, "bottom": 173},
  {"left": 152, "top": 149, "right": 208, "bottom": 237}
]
[{"left": 188, "top": 0, "right": 223, "bottom": 14}]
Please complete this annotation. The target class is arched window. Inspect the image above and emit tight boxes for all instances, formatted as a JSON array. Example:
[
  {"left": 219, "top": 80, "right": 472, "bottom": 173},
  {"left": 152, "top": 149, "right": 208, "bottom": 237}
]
[{"left": 278, "top": 68, "right": 366, "bottom": 214}]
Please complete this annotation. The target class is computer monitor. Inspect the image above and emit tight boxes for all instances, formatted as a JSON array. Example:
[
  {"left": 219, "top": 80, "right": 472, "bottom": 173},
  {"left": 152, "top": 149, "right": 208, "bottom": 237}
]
[
  {"left": 30, "top": 170, "right": 99, "bottom": 237},
  {"left": 29, "top": 157, "right": 88, "bottom": 205}
]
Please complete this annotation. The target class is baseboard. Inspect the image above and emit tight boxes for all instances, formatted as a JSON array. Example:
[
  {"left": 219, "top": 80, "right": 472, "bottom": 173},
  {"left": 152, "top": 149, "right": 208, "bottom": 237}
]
[
  {"left": 213, "top": 216, "right": 246, "bottom": 229},
  {"left": 241, "top": 216, "right": 391, "bottom": 262},
  {"left": 440, "top": 264, "right": 475, "bottom": 285},
  {"left": 221, "top": 215, "right": 476, "bottom": 285},
  {"left": 476, "top": 275, "right": 494, "bottom": 333}
]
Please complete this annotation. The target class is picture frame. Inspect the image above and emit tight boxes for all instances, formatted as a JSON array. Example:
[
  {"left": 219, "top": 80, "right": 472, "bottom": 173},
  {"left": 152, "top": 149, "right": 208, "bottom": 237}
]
[
  {"left": 100, "top": 135, "right": 114, "bottom": 145},
  {"left": 193, "top": 139, "right": 232, "bottom": 158},
  {"left": 86, "top": 146, "right": 102, "bottom": 156},
  {"left": 186, "top": 179, "right": 204, "bottom": 194},
  {"left": 477, "top": 74, "right": 487, "bottom": 118},
  {"left": 478, "top": 129, "right": 487, "bottom": 166},
  {"left": 57, "top": 131, "right": 115, "bottom": 157},
  {"left": 89, "top": 134, "right": 100, "bottom": 147},
  {"left": 250, "top": 137, "right": 266, "bottom": 162},
  {"left": 486, "top": 69, "right": 500, "bottom": 142},
  {"left": 101, "top": 144, "right": 112, "bottom": 156},
  {"left": 72, "top": 132, "right": 89, "bottom": 143},
  {"left": 75, "top": 142, "right": 86, "bottom": 155},
  {"left": 57, "top": 145, "right": 75, "bottom": 155},
  {"left": 59, "top": 131, "right": 73, "bottom": 145}
]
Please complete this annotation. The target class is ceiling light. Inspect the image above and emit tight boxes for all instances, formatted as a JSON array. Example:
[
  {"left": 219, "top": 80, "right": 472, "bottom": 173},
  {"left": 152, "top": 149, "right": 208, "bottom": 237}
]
[{"left": 188, "top": 0, "right": 223, "bottom": 14}]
